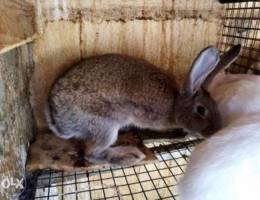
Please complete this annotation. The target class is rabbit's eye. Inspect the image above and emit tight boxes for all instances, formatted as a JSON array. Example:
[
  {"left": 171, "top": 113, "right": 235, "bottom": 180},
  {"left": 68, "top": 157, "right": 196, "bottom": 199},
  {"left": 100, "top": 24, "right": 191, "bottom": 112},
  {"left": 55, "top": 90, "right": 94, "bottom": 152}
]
[{"left": 195, "top": 105, "right": 208, "bottom": 117}]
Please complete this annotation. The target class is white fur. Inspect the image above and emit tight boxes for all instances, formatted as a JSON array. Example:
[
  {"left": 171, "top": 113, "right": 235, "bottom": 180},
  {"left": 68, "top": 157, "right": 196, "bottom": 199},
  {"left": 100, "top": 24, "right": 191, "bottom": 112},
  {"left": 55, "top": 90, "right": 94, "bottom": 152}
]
[
  {"left": 210, "top": 73, "right": 260, "bottom": 125},
  {"left": 179, "top": 73, "right": 260, "bottom": 200}
]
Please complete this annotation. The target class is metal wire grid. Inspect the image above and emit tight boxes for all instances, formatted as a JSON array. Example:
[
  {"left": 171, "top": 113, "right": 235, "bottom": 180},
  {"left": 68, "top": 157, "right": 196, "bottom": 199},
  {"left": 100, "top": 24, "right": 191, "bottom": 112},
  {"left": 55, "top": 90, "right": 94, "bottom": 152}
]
[
  {"left": 32, "top": 139, "right": 200, "bottom": 200},
  {"left": 217, "top": 1, "right": 260, "bottom": 74}
]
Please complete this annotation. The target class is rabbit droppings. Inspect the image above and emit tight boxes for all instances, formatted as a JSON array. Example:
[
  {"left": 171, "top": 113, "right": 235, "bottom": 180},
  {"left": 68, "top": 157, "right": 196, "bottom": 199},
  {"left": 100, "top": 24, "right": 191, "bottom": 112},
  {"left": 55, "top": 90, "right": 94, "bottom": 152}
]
[{"left": 46, "top": 47, "right": 224, "bottom": 166}]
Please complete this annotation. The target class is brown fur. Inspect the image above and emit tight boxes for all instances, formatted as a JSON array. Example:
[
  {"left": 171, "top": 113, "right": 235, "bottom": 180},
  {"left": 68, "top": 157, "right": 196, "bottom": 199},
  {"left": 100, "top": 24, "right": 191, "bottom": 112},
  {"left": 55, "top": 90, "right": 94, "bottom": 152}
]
[{"left": 46, "top": 48, "right": 223, "bottom": 166}]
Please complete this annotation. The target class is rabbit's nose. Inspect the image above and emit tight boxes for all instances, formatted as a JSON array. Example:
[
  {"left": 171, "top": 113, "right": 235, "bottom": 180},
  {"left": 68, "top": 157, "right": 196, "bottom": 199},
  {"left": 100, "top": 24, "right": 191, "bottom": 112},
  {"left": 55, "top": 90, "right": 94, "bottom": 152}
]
[
  {"left": 190, "top": 131, "right": 204, "bottom": 138},
  {"left": 204, "top": 111, "right": 222, "bottom": 136},
  {"left": 201, "top": 120, "right": 222, "bottom": 137}
]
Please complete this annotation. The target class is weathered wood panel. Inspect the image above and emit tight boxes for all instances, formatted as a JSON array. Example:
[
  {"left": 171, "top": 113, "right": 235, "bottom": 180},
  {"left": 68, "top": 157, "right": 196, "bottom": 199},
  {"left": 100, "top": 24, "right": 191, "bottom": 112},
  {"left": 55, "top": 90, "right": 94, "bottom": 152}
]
[
  {"left": 81, "top": 19, "right": 220, "bottom": 83},
  {"left": 31, "top": 21, "right": 81, "bottom": 129},
  {"left": 35, "top": 0, "right": 222, "bottom": 22},
  {"left": 0, "top": 0, "right": 36, "bottom": 54},
  {"left": 0, "top": 44, "right": 35, "bottom": 200}
]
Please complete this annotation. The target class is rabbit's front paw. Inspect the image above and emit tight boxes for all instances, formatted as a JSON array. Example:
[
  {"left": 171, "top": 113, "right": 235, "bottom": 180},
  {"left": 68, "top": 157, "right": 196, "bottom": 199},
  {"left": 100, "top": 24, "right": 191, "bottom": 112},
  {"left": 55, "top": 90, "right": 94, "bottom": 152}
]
[{"left": 106, "top": 146, "right": 146, "bottom": 166}]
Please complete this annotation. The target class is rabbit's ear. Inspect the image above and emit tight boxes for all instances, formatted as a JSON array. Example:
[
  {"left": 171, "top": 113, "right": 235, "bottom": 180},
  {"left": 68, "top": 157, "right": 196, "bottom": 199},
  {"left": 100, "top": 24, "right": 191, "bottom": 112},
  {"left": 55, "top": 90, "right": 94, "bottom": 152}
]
[
  {"left": 183, "top": 46, "right": 220, "bottom": 95},
  {"left": 203, "top": 44, "right": 241, "bottom": 88}
]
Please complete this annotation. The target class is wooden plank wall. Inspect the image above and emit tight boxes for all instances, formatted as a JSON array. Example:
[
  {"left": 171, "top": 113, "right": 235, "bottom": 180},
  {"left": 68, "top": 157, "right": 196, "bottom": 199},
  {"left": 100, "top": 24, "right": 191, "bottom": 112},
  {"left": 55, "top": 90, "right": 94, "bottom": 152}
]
[
  {"left": 0, "top": 0, "right": 36, "bottom": 54},
  {"left": 31, "top": 0, "right": 224, "bottom": 130}
]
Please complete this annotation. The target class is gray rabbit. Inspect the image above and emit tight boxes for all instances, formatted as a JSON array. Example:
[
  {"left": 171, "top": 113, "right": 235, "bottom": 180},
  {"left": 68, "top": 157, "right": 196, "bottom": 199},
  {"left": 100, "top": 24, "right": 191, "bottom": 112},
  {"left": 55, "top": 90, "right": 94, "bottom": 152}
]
[{"left": 46, "top": 46, "right": 223, "bottom": 166}]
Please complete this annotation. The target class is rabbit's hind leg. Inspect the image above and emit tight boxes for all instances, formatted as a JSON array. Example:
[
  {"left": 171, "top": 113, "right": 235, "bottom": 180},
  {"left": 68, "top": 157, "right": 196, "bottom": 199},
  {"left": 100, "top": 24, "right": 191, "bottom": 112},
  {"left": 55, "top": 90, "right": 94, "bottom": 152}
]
[
  {"left": 84, "top": 119, "right": 145, "bottom": 166},
  {"left": 83, "top": 120, "right": 119, "bottom": 154},
  {"left": 88, "top": 145, "right": 145, "bottom": 167},
  {"left": 86, "top": 124, "right": 145, "bottom": 166},
  {"left": 105, "top": 146, "right": 146, "bottom": 166}
]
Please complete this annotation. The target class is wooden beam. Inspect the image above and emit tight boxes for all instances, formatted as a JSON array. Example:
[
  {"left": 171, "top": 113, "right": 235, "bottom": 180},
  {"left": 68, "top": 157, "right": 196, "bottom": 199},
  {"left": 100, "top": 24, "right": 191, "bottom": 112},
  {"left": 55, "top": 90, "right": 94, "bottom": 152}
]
[{"left": 0, "top": 0, "right": 36, "bottom": 54}]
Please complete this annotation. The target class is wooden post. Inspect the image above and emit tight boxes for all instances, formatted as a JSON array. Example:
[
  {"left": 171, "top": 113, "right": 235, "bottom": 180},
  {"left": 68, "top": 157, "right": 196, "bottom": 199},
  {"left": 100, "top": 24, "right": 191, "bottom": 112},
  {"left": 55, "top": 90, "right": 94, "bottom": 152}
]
[{"left": 0, "top": 44, "right": 35, "bottom": 200}]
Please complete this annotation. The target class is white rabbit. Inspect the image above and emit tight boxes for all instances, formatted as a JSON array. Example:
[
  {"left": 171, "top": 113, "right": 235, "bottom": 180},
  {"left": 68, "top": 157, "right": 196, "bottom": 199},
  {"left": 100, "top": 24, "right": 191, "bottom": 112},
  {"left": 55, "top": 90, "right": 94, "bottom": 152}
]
[{"left": 179, "top": 45, "right": 260, "bottom": 200}]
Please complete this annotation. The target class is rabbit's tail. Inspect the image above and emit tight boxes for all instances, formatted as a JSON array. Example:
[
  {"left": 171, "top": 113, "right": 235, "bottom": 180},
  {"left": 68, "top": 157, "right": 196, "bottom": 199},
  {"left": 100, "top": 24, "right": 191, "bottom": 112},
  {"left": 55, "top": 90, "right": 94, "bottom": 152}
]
[
  {"left": 45, "top": 99, "right": 76, "bottom": 139},
  {"left": 44, "top": 100, "right": 61, "bottom": 137}
]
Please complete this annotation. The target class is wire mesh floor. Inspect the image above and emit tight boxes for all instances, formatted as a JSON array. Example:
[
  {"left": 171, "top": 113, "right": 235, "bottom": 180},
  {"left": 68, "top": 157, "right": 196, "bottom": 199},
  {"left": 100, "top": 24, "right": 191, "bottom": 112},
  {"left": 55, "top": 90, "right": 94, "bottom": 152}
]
[{"left": 33, "top": 139, "right": 201, "bottom": 200}]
